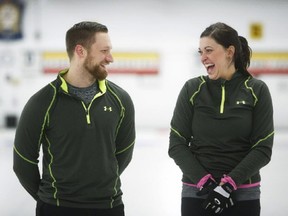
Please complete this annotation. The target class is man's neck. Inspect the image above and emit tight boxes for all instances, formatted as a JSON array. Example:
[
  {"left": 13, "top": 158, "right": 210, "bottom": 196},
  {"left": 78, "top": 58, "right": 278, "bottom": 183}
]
[{"left": 63, "top": 67, "right": 96, "bottom": 88}]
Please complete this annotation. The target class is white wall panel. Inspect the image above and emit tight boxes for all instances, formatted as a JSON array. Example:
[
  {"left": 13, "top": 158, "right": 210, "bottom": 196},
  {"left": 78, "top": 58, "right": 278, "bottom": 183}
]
[{"left": 1, "top": 0, "right": 288, "bottom": 129}]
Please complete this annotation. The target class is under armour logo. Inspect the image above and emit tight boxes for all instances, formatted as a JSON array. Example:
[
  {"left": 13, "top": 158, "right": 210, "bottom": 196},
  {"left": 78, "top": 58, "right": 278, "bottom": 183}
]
[
  {"left": 236, "top": 100, "right": 246, "bottom": 105},
  {"left": 104, "top": 106, "right": 112, "bottom": 112}
]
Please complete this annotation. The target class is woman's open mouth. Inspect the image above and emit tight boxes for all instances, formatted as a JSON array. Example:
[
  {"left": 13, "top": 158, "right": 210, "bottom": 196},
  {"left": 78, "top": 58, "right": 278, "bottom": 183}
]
[{"left": 205, "top": 63, "right": 215, "bottom": 73}]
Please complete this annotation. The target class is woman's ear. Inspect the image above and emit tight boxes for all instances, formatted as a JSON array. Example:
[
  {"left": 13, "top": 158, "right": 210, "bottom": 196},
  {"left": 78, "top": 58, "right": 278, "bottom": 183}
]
[{"left": 227, "top": 45, "right": 235, "bottom": 58}]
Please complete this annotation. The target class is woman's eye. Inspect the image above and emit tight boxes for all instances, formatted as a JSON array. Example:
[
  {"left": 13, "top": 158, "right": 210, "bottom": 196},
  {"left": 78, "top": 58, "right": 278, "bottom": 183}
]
[{"left": 198, "top": 49, "right": 213, "bottom": 56}]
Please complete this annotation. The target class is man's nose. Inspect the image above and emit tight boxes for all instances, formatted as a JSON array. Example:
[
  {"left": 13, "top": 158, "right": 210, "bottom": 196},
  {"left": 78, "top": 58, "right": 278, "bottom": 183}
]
[{"left": 106, "top": 53, "right": 114, "bottom": 63}]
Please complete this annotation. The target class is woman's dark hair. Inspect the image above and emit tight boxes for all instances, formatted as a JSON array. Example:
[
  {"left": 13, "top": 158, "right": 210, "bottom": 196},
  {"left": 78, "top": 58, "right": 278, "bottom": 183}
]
[
  {"left": 66, "top": 21, "right": 108, "bottom": 60},
  {"left": 200, "top": 22, "right": 252, "bottom": 76}
]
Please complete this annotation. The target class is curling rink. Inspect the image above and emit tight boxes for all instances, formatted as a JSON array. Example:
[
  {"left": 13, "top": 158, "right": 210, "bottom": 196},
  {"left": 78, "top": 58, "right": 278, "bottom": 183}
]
[
  {"left": 1, "top": 0, "right": 288, "bottom": 215},
  {"left": 0, "top": 128, "right": 287, "bottom": 216}
]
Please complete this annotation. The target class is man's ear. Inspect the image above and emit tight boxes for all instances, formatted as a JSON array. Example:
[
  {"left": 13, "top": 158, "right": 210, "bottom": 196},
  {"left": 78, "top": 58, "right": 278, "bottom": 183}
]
[{"left": 75, "top": 44, "right": 86, "bottom": 58}]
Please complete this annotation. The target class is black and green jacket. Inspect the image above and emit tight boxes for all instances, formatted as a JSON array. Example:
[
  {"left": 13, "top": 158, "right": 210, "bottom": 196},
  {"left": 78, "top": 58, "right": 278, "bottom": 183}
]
[
  {"left": 169, "top": 71, "right": 274, "bottom": 186},
  {"left": 13, "top": 70, "right": 136, "bottom": 209}
]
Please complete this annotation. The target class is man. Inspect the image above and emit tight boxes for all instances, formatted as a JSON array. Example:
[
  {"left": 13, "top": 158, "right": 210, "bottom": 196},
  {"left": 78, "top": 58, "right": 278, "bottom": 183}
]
[{"left": 13, "top": 21, "right": 136, "bottom": 216}]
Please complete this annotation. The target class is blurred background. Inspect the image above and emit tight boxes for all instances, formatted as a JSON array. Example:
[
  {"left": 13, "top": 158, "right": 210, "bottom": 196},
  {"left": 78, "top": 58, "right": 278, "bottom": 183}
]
[{"left": 0, "top": 0, "right": 287, "bottom": 215}]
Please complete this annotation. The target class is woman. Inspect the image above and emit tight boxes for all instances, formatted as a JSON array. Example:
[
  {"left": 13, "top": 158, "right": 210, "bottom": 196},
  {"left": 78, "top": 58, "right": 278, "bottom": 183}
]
[{"left": 169, "top": 22, "right": 274, "bottom": 216}]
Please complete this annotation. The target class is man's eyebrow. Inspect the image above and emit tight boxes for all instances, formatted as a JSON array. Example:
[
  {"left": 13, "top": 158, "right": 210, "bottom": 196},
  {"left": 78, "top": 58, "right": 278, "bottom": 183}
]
[{"left": 101, "top": 45, "right": 112, "bottom": 49}]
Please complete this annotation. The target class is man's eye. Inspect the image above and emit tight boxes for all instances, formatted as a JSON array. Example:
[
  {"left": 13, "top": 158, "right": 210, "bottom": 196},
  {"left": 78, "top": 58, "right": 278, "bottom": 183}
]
[{"left": 198, "top": 50, "right": 203, "bottom": 55}]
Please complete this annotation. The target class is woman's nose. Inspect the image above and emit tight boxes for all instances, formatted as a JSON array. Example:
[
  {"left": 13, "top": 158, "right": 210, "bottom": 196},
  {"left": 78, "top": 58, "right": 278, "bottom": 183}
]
[{"left": 200, "top": 53, "right": 207, "bottom": 62}]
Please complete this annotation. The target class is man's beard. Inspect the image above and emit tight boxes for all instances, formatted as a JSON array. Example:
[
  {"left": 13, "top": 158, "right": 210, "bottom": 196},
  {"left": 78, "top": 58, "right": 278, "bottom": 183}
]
[{"left": 84, "top": 56, "right": 108, "bottom": 81}]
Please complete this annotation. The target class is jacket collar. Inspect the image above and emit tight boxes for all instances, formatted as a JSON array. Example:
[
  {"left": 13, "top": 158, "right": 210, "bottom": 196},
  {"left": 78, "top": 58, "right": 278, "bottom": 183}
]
[
  {"left": 207, "top": 70, "right": 244, "bottom": 86},
  {"left": 57, "top": 69, "right": 107, "bottom": 94}
]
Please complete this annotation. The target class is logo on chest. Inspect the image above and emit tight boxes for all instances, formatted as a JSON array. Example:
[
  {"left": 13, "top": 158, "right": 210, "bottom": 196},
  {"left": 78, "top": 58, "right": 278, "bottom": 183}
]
[
  {"left": 236, "top": 100, "right": 246, "bottom": 105},
  {"left": 103, "top": 106, "right": 112, "bottom": 112}
]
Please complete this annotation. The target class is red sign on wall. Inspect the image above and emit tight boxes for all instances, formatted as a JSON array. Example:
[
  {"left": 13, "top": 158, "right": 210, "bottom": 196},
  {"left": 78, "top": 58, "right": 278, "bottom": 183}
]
[
  {"left": 250, "top": 52, "right": 288, "bottom": 76},
  {"left": 42, "top": 51, "right": 160, "bottom": 75}
]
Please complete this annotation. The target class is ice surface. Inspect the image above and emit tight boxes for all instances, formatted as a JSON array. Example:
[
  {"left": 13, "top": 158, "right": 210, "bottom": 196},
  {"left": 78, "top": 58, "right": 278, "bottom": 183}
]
[{"left": 1, "top": 128, "right": 287, "bottom": 216}]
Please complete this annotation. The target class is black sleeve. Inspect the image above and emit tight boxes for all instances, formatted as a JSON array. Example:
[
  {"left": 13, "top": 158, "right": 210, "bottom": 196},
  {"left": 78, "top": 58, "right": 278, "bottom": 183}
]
[
  {"left": 115, "top": 92, "right": 136, "bottom": 175},
  {"left": 13, "top": 84, "right": 54, "bottom": 200},
  {"left": 229, "top": 80, "right": 274, "bottom": 185},
  {"left": 13, "top": 149, "right": 40, "bottom": 200},
  {"left": 169, "top": 78, "right": 208, "bottom": 183}
]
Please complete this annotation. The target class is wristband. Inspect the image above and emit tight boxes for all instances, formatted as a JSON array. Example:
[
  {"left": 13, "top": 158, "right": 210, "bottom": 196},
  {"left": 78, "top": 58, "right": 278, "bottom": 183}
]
[
  {"left": 197, "top": 174, "right": 215, "bottom": 188},
  {"left": 221, "top": 175, "right": 237, "bottom": 190}
]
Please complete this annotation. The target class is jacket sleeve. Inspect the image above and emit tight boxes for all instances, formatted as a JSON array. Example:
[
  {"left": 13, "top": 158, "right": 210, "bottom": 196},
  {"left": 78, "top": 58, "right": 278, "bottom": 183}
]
[
  {"left": 229, "top": 80, "right": 274, "bottom": 185},
  {"left": 13, "top": 87, "right": 51, "bottom": 200},
  {"left": 169, "top": 80, "right": 208, "bottom": 183},
  {"left": 115, "top": 93, "right": 136, "bottom": 175}
]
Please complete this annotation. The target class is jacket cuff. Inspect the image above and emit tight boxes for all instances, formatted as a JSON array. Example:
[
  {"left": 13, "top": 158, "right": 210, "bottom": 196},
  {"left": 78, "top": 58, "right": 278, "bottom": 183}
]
[
  {"left": 221, "top": 175, "right": 237, "bottom": 190},
  {"left": 196, "top": 174, "right": 214, "bottom": 188}
]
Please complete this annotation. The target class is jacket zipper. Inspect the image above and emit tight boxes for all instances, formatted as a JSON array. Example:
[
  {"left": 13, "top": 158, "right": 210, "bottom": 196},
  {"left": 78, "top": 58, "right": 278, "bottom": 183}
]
[
  {"left": 81, "top": 91, "right": 105, "bottom": 125},
  {"left": 220, "top": 83, "right": 225, "bottom": 114},
  {"left": 81, "top": 102, "right": 92, "bottom": 124}
]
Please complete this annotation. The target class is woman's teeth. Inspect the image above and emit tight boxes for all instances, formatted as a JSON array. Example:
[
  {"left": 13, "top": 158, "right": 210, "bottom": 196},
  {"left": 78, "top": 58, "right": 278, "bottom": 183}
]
[{"left": 205, "top": 63, "right": 215, "bottom": 69}]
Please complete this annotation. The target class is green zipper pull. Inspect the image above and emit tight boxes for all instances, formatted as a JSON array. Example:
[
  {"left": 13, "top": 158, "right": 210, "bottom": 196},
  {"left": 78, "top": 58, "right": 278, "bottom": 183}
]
[
  {"left": 220, "top": 84, "right": 225, "bottom": 114},
  {"left": 86, "top": 113, "right": 91, "bottom": 124},
  {"left": 81, "top": 101, "right": 91, "bottom": 124}
]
